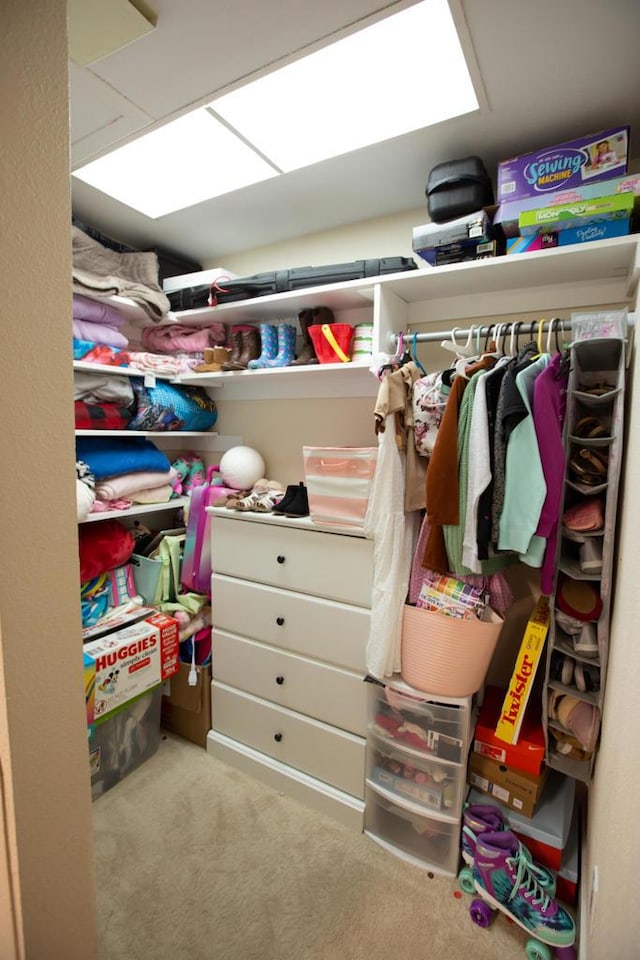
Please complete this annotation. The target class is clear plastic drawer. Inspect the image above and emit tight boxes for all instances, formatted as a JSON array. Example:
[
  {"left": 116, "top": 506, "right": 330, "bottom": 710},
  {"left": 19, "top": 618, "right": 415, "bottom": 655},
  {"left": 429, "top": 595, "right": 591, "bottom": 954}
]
[
  {"left": 366, "top": 731, "right": 464, "bottom": 815},
  {"left": 364, "top": 786, "right": 460, "bottom": 875},
  {"left": 370, "top": 684, "right": 469, "bottom": 764}
]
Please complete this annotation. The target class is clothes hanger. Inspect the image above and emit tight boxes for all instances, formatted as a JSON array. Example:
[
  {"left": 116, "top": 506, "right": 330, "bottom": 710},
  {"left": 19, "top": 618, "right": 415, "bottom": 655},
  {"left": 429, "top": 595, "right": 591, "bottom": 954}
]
[
  {"left": 377, "top": 331, "right": 404, "bottom": 379},
  {"left": 530, "top": 318, "right": 548, "bottom": 360},
  {"left": 441, "top": 324, "right": 478, "bottom": 358},
  {"left": 411, "top": 331, "right": 427, "bottom": 376}
]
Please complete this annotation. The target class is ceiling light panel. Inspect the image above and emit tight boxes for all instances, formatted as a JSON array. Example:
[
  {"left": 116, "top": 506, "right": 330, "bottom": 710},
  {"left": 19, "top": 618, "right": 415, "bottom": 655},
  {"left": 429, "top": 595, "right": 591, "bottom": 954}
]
[
  {"left": 209, "top": 0, "right": 479, "bottom": 172},
  {"left": 72, "top": 110, "right": 278, "bottom": 218}
]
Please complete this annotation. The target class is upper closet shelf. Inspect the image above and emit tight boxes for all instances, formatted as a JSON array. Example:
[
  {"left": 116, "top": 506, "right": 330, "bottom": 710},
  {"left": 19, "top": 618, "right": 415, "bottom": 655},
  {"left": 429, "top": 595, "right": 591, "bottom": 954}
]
[
  {"left": 73, "top": 360, "right": 174, "bottom": 381},
  {"left": 175, "top": 360, "right": 379, "bottom": 400},
  {"left": 75, "top": 429, "right": 219, "bottom": 438}
]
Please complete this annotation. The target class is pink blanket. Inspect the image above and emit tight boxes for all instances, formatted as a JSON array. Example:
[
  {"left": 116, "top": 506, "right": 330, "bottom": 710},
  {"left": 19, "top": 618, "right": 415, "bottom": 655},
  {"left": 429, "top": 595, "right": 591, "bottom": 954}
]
[
  {"left": 95, "top": 467, "right": 177, "bottom": 501},
  {"left": 141, "top": 322, "right": 226, "bottom": 354},
  {"left": 73, "top": 317, "right": 129, "bottom": 348},
  {"left": 73, "top": 293, "right": 127, "bottom": 327}
]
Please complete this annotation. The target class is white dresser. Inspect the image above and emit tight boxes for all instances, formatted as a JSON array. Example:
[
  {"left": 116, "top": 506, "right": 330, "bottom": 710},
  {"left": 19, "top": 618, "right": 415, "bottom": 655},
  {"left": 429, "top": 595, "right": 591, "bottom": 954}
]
[{"left": 206, "top": 507, "right": 373, "bottom": 830}]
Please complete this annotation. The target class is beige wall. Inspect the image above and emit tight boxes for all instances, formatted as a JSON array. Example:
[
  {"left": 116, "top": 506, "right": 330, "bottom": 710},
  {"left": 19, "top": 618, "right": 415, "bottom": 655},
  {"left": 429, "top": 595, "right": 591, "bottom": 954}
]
[{"left": 1, "top": 1, "right": 98, "bottom": 957}]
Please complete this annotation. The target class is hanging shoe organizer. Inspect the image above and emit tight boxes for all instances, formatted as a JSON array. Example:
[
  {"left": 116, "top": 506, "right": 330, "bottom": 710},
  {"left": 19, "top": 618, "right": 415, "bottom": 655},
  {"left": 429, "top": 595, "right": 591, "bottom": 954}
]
[{"left": 543, "top": 322, "right": 627, "bottom": 783}]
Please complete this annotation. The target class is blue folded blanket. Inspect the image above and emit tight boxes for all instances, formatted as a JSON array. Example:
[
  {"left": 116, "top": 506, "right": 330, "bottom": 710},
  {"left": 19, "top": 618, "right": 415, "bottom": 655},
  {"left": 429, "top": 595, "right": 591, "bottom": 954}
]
[{"left": 75, "top": 437, "right": 171, "bottom": 479}]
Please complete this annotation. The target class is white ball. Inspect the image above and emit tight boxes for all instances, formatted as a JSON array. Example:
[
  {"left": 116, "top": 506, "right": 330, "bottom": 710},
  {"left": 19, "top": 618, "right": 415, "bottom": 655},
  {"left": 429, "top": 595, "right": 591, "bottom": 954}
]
[{"left": 218, "top": 446, "right": 266, "bottom": 490}]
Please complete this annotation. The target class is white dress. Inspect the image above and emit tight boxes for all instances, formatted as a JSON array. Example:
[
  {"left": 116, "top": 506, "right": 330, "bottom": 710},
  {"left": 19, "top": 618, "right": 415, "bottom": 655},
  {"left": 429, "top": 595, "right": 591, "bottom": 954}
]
[{"left": 364, "top": 417, "right": 417, "bottom": 678}]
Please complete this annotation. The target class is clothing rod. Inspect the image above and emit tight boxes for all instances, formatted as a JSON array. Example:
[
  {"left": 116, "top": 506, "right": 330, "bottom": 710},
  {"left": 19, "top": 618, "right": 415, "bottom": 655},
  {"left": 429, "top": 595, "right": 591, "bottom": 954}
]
[{"left": 391, "top": 316, "right": 634, "bottom": 346}]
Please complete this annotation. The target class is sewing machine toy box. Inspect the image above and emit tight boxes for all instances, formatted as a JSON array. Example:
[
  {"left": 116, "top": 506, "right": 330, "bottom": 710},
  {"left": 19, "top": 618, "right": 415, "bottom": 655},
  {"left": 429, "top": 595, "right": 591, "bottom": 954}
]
[
  {"left": 496, "top": 125, "right": 629, "bottom": 204},
  {"left": 473, "top": 685, "right": 545, "bottom": 776},
  {"left": 84, "top": 612, "right": 179, "bottom": 723}
]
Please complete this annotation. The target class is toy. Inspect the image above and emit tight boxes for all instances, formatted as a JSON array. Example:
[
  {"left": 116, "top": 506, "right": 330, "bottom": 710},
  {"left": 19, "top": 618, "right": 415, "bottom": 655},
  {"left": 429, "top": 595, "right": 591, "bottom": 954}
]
[{"left": 219, "top": 446, "right": 266, "bottom": 490}]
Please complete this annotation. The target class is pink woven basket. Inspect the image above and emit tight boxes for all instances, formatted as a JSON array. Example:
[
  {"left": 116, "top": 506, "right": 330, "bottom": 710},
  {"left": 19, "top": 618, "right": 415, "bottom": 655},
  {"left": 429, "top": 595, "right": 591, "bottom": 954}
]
[{"left": 400, "top": 605, "right": 503, "bottom": 697}]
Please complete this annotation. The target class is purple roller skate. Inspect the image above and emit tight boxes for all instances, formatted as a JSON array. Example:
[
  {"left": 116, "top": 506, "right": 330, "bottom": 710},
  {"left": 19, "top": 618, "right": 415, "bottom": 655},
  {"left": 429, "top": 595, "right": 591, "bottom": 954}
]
[
  {"left": 472, "top": 830, "right": 575, "bottom": 950},
  {"left": 461, "top": 804, "right": 556, "bottom": 896}
]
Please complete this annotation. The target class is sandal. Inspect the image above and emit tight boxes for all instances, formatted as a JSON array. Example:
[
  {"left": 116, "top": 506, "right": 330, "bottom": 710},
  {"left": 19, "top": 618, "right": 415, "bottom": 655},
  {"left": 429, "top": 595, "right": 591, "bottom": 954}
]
[
  {"left": 252, "top": 489, "right": 285, "bottom": 513},
  {"left": 569, "top": 448, "right": 608, "bottom": 485},
  {"left": 572, "top": 416, "right": 609, "bottom": 440},
  {"left": 578, "top": 381, "right": 615, "bottom": 396}
]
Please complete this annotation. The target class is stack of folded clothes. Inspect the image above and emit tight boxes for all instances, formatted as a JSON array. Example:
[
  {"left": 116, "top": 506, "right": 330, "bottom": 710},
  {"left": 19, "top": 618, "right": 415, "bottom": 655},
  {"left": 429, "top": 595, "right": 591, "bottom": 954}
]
[
  {"left": 76, "top": 437, "right": 178, "bottom": 512},
  {"left": 74, "top": 370, "right": 135, "bottom": 430},
  {"left": 72, "top": 294, "right": 132, "bottom": 367}
]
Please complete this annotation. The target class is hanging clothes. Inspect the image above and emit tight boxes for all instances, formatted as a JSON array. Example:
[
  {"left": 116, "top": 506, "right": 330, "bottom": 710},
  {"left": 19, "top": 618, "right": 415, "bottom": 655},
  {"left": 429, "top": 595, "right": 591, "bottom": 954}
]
[
  {"left": 498, "top": 354, "right": 550, "bottom": 565},
  {"left": 373, "top": 361, "right": 426, "bottom": 513},
  {"left": 533, "top": 351, "right": 570, "bottom": 594}
]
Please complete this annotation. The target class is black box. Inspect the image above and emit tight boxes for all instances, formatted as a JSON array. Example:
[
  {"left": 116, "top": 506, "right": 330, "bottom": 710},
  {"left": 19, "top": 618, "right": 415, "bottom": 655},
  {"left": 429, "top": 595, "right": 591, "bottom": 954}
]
[{"left": 426, "top": 156, "right": 494, "bottom": 223}]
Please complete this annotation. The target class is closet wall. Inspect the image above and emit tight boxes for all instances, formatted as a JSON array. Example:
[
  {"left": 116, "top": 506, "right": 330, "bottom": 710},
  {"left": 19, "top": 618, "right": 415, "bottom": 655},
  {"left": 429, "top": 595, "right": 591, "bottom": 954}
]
[{"left": 2, "top": 1, "right": 98, "bottom": 957}]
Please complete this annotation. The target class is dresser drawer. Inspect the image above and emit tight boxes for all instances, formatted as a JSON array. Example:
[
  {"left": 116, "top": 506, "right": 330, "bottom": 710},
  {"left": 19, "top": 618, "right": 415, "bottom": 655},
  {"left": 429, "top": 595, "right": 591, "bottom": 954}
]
[
  {"left": 211, "top": 515, "right": 372, "bottom": 606},
  {"left": 364, "top": 785, "right": 460, "bottom": 876},
  {"left": 212, "top": 681, "right": 365, "bottom": 798},
  {"left": 213, "top": 630, "right": 368, "bottom": 736},
  {"left": 371, "top": 686, "right": 470, "bottom": 764},
  {"left": 212, "top": 573, "right": 368, "bottom": 672},
  {"left": 366, "top": 730, "right": 464, "bottom": 815}
]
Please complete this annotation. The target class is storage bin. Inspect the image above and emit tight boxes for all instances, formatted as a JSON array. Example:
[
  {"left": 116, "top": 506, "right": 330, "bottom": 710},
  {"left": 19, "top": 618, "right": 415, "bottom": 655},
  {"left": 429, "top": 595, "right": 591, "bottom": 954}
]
[
  {"left": 89, "top": 686, "right": 162, "bottom": 800},
  {"left": 371, "top": 685, "right": 467, "bottom": 763},
  {"left": 130, "top": 553, "right": 168, "bottom": 605},
  {"left": 366, "top": 730, "right": 463, "bottom": 814},
  {"left": 302, "top": 446, "right": 377, "bottom": 528},
  {"left": 401, "top": 604, "right": 503, "bottom": 697},
  {"left": 364, "top": 786, "right": 460, "bottom": 875}
]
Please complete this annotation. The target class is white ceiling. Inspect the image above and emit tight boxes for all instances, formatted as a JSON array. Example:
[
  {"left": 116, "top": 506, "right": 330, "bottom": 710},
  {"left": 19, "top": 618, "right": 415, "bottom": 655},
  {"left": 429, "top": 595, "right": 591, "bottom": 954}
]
[{"left": 69, "top": 0, "right": 640, "bottom": 267}]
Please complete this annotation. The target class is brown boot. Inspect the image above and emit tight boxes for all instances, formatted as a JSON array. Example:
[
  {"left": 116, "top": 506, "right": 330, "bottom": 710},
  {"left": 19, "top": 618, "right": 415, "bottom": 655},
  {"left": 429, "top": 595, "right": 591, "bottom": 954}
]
[
  {"left": 289, "top": 309, "right": 319, "bottom": 366},
  {"left": 224, "top": 326, "right": 261, "bottom": 370},
  {"left": 220, "top": 327, "right": 244, "bottom": 371}
]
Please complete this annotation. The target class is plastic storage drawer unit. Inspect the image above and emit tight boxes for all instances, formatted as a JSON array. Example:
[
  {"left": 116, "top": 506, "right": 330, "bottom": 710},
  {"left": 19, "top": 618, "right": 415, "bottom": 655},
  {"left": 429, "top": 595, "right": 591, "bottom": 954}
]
[
  {"left": 366, "top": 730, "right": 463, "bottom": 814},
  {"left": 371, "top": 685, "right": 468, "bottom": 763}
]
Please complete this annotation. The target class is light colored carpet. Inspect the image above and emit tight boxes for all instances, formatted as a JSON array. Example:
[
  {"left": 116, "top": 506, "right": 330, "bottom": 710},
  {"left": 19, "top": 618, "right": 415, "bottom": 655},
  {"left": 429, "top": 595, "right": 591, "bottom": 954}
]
[{"left": 92, "top": 733, "right": 529, "bottom": 960}]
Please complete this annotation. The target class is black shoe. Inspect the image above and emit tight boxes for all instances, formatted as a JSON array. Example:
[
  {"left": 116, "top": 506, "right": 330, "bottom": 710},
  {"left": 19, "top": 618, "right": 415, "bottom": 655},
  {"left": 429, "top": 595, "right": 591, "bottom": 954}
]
[
  {"left": 283, "top": 484, "right": 310, "bottom": 518},
  {"left": 271, "top": 482, "right": 303, "bottom": 514}
]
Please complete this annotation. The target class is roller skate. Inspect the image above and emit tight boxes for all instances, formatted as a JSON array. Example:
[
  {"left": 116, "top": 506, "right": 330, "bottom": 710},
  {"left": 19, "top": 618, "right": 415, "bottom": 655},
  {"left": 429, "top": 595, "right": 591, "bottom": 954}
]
[
  {"left": 458, "top": 804, "right": 556, "bottom": 897},
  {"left": 471, "top": 830, "right": 576, "bottom": 960}
]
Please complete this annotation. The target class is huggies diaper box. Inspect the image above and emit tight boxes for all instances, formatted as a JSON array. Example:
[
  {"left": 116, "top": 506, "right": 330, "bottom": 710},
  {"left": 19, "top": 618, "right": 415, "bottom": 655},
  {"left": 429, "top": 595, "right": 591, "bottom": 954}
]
[
  {"left": 84, "top": 612, "right": 179, "bottom": 722},
  {"left": 496, "top": 125, "right": 629, "bottom": 204}
]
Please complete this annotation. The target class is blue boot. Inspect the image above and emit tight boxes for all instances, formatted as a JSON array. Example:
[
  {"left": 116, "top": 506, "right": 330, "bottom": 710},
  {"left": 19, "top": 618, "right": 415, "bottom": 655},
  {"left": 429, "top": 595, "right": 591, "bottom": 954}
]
[
  {"left": 248, "top": 323, "right": 278, "bottom": 369},
  {"left": 265, "top": 323, "right": 296, "bottom": 367}
]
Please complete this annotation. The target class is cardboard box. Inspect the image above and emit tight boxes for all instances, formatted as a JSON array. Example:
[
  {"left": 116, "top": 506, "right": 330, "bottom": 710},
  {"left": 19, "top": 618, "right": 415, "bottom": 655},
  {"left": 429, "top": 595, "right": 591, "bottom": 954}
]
[
  {"left": 81, "top": 601, "right": 157, "bottom": 642},
  {"left": 518, "top": 192, "right": 634, "bottom": 235},
  {"left": 468, "top": 752, "right": 548, "bottom": 819},
  {"left": 84, "top": 612, "right": 179, "bottom": 723},
  {"left": 161, "top": 662, "right": 212, "bottom": 748},
  {"left": 473, "top": 685, "right": 545, "bottom": 776},
  {"left": 496, "top": 125, "right": 629, "bottom": 203},
  {"left": 506, "top": 217, "right": 631, "bottom": 254},
  {"left": 495, "top": 596, "right": 550, "bottom": 745},
  {"left": 468, "top": 771, "right": 575, "bottom": 871},
  {"left": 417, "top": 238, "right": 501, "bottom": 267},
  {"left": 494, "top": 171, "right": 640, "bottom": 237},
  {"left": 412, "top": 210, "right": 494, "bottom": 250}
]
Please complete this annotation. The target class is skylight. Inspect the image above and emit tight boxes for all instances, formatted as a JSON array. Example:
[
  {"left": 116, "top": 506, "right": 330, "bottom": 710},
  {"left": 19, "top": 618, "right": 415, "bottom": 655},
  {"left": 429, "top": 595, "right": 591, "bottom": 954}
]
[{"left": 73, "top": 0, "right": 479, "bottom": 218}]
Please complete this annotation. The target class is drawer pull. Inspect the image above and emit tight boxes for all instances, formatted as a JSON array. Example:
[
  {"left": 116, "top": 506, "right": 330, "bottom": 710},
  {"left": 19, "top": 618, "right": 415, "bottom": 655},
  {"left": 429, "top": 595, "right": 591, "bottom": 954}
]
[
  {"left": 276, "top": 616, "right": 285, "bottom": 626},
  {"left": 276, "top": 555, "right": 286, "bottom": 564},
  {"left": 276, "top": 675, "right": 285, "bottom": 685},
  {"left": 274, "top": 732, "right": 283, "bottom": 742}
]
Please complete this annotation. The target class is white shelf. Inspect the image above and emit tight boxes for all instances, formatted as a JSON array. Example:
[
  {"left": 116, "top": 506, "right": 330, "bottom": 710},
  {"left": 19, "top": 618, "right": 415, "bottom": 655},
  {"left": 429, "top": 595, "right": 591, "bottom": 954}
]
[
  {"left": 73, "top": 360, "right": 174, "bottom": 380},
  {"left": 80, "top": 497, "right": 189, "bottom": 523},
  {"left": 175, "top": 360, "right": 379, "bottom": 399},
  {"left": 75, "top": 429, "right": 219, "bottom": 437}
]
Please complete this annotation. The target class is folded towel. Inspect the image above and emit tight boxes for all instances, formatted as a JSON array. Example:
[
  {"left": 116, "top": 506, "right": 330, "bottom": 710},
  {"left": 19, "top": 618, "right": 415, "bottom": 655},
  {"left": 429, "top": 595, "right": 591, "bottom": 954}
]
[
  {"left": 95, "top": 467, "right": 177, "bottom": 501},
  {"left": 75, "top": 437, "right": 171, "bottom": 480},
  {"left": 131, "top": 483, "right": 174, "bottom": 504},
  {"left": 72, "top": 227, "right": 170, "bottom": 322},
  {"left": 73, "top": 293, "right": 127, "bottom": 327},
  {"left": 72, "top": 317, "right": 129, "bottom": 348},
  {"left": 141, "top": 322, "right": 226, "bottom": 354}
]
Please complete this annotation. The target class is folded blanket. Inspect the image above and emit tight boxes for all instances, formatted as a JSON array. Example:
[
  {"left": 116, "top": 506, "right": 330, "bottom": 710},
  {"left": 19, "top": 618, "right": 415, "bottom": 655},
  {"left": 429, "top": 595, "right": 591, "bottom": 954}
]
[
  {"left": 90, "top": 498, "right": 133, "bottom": 513},
  {"left": 131, "top": 483, "right": 174, "bottom": 504},
  {"left": 74, "top": 371, "right": 134, "bottom": 405},
  {"left": 73, "top": 317, "right": 129, "bottom": 348},
  {"left": 73, "top": 293, "right": 127, "bottom": 327},
  {"left": 73, "top": 338, "right": 131, "bottom": 366},
  {"left": 72, "top": 227, "right": 170, "bottom": 322},
  {"left": 74, "top": 401, "right": 132, "bottom": 431},
  {"left": 126, "top": 352, "right": 202, "bottom": 376},
  {"left": 75, "top": 437, "right": 171, "bottom": 480},
  {"left": 141, "top": 322, "right": 226, "bottom": 354},
  {"left": 95, "top": 467, "right": 177, "bottom": 500}
]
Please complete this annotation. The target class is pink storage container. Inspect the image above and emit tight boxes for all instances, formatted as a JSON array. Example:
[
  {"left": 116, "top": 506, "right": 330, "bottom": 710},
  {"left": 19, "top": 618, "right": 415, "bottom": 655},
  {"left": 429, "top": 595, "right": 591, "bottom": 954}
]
[
  {"left": 401, "top": 604, "right": 503, "bottom": 697},
  {"left": 303, "top": 446, "right": 377, "bottom": 528}
]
